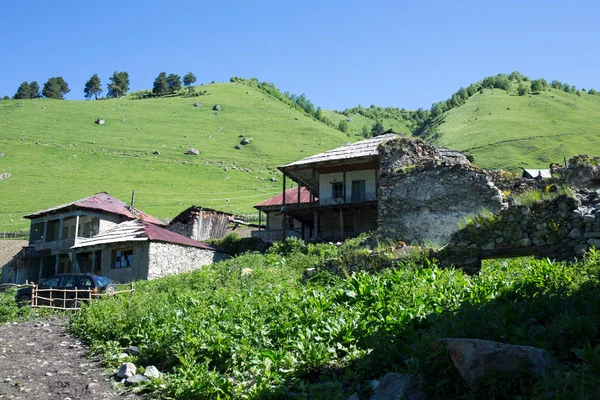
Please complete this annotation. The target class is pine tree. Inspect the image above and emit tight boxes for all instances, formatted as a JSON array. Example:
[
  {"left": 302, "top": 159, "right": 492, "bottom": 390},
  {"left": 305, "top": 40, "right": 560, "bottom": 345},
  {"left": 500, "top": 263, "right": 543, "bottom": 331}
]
[
  {"left": 153, "top": 72, "right": 168, "bottom": 96},
  {"left": 28, "top": 82, "right": 40, "bottom": 98},
  {"left": 371, "top": 121, "right": 385, "bottom": 137},
  {"left": 13, "top": 81, "right": 31, "bottom": 99},
  {"left": 183, "top": 72, "right": 197, "bottom": 93},
  {"left": 107, "top": 71, "right": 129, "bottom": 98},
  {"left": 84, "top": 74, "right": 103, "bottom": 99},
  {"left": 42, "top": 77, "right": 70, "bottom": 99},
  {"left": 167, "top": 73, "right": 182, "bottom": 93}
]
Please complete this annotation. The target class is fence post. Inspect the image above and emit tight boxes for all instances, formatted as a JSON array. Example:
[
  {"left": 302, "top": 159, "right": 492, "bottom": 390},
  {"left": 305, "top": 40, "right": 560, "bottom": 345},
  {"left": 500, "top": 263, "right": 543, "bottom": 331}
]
[{"left": 31, "top": 283, "right": 36, "bottom": 308}]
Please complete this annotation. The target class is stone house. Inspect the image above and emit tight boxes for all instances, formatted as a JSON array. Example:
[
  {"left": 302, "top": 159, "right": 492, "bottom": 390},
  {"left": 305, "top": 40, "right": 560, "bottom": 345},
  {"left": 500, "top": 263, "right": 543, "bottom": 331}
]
[
  {"left": 71, "top": 219, "right": 227, "bottom": 282},
  {"left": 2, "top": 192, "right": 226, "bottom": 284},
  {"left": 257, "top": 134, "right": 507, "bottom": 244}
]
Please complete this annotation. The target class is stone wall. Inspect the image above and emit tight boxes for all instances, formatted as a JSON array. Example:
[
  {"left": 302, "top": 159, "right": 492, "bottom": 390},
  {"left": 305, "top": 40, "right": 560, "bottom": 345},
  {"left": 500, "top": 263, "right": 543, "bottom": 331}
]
[
  {"left": 439, "top": 190, "right": 600, "bottom": 273},
  {"left": 376, "top": 138, "right": 507, "bottom": 244},
  {"left": 147, "top": 242, "right": 228, "bottom": 280}
]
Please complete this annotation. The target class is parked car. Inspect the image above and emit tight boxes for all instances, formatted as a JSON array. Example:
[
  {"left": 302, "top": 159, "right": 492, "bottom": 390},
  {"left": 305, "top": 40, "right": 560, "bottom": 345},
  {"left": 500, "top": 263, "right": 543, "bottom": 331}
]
[{"left": 16, "top": 273, "right": 115, "bottom": 308}]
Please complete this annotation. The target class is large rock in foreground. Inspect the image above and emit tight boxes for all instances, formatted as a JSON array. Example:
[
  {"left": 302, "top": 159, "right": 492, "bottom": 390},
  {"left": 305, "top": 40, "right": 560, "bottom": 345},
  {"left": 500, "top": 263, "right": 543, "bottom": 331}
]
[{"left": 441, "top": 338, "right": 551, "bottom": 390}]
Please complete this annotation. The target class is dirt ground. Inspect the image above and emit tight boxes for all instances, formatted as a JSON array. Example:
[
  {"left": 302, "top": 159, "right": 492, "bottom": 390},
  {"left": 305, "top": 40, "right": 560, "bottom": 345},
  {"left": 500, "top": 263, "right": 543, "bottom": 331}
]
[{"left": 0, "top": 318, "right": 138, "bottom": 400}]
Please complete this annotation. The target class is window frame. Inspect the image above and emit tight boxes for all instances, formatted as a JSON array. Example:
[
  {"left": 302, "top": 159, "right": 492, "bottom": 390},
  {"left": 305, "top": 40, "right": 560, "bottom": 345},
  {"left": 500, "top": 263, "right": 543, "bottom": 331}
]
[
  {"left": 332, "top": 182, "right": 344, "bottom": 200},
  {"left": 113, "top": 248, "right": 134, "bottom": 269}
]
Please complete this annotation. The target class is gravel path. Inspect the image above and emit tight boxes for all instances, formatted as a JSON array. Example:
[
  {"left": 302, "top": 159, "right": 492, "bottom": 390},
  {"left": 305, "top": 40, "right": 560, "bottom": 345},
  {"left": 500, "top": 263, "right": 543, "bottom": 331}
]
[{"left": 0, "top": 318, "right": 138, "bottom": 400}]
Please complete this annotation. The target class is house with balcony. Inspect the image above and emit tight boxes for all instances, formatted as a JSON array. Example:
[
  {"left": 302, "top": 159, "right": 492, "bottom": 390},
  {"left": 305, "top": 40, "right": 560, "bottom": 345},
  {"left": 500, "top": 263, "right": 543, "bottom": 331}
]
[
  {"left": 255, "top": 134, "right": 394, "bottom": 242},
  {"left": 9, "top": 192, "right": 165, "bottom": 283}
]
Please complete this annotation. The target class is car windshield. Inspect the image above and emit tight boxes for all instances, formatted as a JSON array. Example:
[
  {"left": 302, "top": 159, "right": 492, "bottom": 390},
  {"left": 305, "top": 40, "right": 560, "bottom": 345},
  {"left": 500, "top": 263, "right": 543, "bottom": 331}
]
[
  {"left": 42, "top": 277, "right": 60, "bottom": 288},
  {"left": 96, "top": 276, "right": 111, "bottom": 287}
]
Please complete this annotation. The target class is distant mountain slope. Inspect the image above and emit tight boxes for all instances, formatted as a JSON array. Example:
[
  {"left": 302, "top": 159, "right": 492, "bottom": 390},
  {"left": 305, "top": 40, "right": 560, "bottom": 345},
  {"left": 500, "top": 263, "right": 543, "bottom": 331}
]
[
  {"left": 416, "top": 75, "right": 600, "bottom": 171},
  {"left": 0, "top": 82, "right": 352, "bottom": 230}
]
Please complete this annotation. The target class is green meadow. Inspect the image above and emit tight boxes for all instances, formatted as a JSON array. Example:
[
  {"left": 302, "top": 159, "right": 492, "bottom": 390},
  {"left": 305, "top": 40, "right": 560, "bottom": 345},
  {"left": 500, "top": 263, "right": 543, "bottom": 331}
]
[
  {"left": 423, "top": 88, "right": 600, "bottom": 171},
  {"left": 0, "top": 83, "right": 351, "bottom": 230}
]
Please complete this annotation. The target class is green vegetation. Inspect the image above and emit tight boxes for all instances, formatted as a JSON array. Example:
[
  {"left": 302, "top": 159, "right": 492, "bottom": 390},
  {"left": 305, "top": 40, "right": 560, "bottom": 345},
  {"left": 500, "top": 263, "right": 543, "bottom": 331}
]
[
  {"left": 0, "top": 287, "right": 59, "bottom": 323},
  {"left": 512, "top": 186, "right": 574, "bottom": 206},
  {"left": 69, "top": 238, "right": 600, "bottom": 399},
  {"left": 418, "top": 74, "right": 600, "bottom": 171},
  {"left": 0, "top": 82, "right": 352, "bottom": 230}
]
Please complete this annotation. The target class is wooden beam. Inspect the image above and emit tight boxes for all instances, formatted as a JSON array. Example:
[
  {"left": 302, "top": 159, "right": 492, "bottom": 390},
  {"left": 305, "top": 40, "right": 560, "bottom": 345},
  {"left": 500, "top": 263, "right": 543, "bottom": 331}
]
[
  {"left": 282, "top": 175, "right": 286, "bottom": 240},
  {"left": 343, "top": 164, "right": 347, "bottom": 204}
]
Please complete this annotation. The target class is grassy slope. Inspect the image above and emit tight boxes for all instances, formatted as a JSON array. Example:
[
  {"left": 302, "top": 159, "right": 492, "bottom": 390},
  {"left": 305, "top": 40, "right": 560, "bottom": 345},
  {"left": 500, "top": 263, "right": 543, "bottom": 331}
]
[
  {"left": 0, "top": 83, "right": 351, "bottom": 230},
  {"left": 429, "top": 88, "right": 600, "bottom": 171},
  {"left": 322, "top": 110, "right": 411, "bottom": 137}
]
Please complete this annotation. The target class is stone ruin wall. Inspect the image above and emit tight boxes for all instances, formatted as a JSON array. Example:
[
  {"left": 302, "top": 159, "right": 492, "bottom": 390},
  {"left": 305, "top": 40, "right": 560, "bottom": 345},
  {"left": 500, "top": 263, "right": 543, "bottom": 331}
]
[
  {"left": 376, "top": 138, "right": 507, "bottom": 245},
  {"left": 440, "top": 191, "right": 600, "bottom": 273}
]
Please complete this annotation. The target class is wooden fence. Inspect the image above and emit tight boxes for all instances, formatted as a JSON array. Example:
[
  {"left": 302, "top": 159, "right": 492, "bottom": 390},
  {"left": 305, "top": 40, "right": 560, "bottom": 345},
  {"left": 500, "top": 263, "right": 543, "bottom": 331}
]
[
  {"left": 27, "top": 282, "right": 135, "bottom": 311},
  {"left": 1, "top": 230, "right": 29, "bottom": 239}
]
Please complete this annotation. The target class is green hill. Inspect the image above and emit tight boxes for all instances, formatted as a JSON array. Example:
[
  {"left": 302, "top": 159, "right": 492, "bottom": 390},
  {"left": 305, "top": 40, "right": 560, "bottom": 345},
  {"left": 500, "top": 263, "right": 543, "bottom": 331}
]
[
  {"left": 417, "top": 79, "right": 600, "bottom": 171},
  {"left": 0, "top": 82, "right": 352, "bottom": 230}
]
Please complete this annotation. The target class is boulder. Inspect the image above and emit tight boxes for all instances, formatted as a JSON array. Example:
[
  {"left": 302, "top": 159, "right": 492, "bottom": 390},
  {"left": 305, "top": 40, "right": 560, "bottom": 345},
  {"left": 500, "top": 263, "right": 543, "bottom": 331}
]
[
  {"left": 240, "top": 138, "right": 251, "bottom": 145},
  {"left": 144, "top": 365, "right": 161, "bottom": 379},
  {"left": 369, "top": 373, "right": 424, "bottom": 400},
  {"left": 117, "top": 362, "right": 136, "bottom": 379},
  {"left": 213, "top": 104, "right": 221, "bottom": 111},
  {"left": 0, "top": 173, "right": 10, "bottom": 180},
  {"left": 234, "top": 145, "right": 242, "bottom": 150},
  {"left": 185, "top": 148, "right": 199, "bottom": 156},
  {"left": 95, "top": 118, "right": 105, "bottom": 125},
  {"left": 125, "top": 374, "right": 149, "bottom": 386},
  {"left": 123, "top": 346, "right": 140, "bottom": 356},
  {"left": 441, "top": 338, "right": 551, "bottom": 390}
]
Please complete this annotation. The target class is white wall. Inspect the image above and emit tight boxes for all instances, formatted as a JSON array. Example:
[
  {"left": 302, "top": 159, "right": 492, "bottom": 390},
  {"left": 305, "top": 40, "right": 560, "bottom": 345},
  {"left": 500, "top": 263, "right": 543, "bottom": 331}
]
[{"left": 319, "top": 169, "right": 377, "bottom": 204}]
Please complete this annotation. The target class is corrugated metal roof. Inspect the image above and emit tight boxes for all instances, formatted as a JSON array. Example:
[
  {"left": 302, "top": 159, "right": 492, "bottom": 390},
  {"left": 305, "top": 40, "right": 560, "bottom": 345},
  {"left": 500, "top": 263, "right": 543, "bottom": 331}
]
[
  {"left": 170, "top": 205, "right": 234, "bottom": 225},
  {"left": 24, "top": 192, "right": 165, "bottom": 226},
  {"left": 72, "top": 219, "right": 224, "bottom": 251},
  {"left": 523, "top": 169, "right": 552, "bottom": 179},
  {"left": 281, "top": 133, "right": 397, "bottom": 169},
  {"left": 255, "top": 187, "right": 315, "bottom": 208}
]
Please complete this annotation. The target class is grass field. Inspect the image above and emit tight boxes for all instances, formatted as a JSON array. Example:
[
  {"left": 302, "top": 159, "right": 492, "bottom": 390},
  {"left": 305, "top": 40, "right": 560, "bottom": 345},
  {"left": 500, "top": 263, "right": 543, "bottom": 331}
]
[
  {"left": 423, "top": 87, "right": 600, "bottom": 171},
  {"left": 0, "top": 83, "right": 352, "bottom": 230}
]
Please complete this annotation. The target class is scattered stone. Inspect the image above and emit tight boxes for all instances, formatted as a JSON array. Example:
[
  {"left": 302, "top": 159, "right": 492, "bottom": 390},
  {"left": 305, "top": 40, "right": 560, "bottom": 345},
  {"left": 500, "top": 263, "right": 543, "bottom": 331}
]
[
  {"left": 152, "top": 151, "right": 160, "bottom": 155},
  {"left": 193, "top": 102, "right": 203, "bottom": 107},
  {"left": 124, "top": 346, "right": 140, "bottom": 356},
  {"left": 0, "top": 173, "right": 11, "bottom": 180},
  {"left": 0, "top": 153, "right": 4, "bottom": 157},
  {"left": 85, "top": 382, "right": 100, "bottom": 394},
  {"left": 212, "top": 104, "right": 221, "bottom": 111},
  {"left": 185, "top": 148, "right": 200, "bottom": 156},
  {"left": 117, "top": 362, "right": 136, "bottom": 379},
  {"left": 240, "top": 138, "right": 251, "bottom": 145},
  {"left": 234, "top": 145, "right": 242, "bottom": 150},
  {"left": 125, "top": 374, "right": 149, "bottom": 386},
  {"left": 441, "top": 338, "right": 551, "bottom": 391},
  {"left": 369, "top": 373, "right": 424, "bottom": 400},
  {"left": 144, "top": 365, "right": 161, "bottom": 379},
  {"left": 270, "top": 177, "right": 277, "bottom": 182},
  {"left": 72, "top": 155, "right": 77, "bottom": 158},
  {"left": 95, "top": 118, "right": 105, "bottom": 125},
  {"left": 346, "top": 118, "right": 353, "bottom": 122},
  {"left": 36, "top": 142, "right": 40, "bottom": 145},
  {"left": 118, "top": 353, "right": 129, "bottom": 360}
]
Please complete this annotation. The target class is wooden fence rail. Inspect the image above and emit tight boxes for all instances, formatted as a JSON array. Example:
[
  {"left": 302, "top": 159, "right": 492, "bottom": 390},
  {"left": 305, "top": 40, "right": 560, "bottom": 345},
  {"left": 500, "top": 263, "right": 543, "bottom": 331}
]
[{"left": 28, "top": 282, "right": 135, "bottom": 311}]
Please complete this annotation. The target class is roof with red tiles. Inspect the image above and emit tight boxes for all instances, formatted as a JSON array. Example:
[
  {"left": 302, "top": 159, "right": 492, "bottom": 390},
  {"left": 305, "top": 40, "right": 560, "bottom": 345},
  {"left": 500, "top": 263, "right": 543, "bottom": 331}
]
[{"left": 24, "top": 192, "right": 165, "bottom": 226}]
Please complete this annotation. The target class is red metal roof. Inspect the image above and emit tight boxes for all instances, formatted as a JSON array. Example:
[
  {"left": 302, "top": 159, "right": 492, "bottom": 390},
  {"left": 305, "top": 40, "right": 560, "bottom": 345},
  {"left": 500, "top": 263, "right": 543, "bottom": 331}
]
[
  {"left": 72, "top": 219, "right": 226, "bottom": 252},
  {"left": 24, "top": 192, "right": 165, "bottom": 226},
  {"left": 255, "top": 187, "right": 316, "bottom": 208},
  {"left": 141, "top": 221, "right": 225, "bottom": 251}
]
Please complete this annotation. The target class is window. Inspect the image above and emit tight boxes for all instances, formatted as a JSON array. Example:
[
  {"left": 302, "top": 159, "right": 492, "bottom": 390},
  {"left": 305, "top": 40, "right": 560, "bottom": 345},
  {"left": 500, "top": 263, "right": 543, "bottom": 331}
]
[
  {"left": 351, "top": 180, "right": 366, "bottom": 202},
  {"left": 332, "top": 182, "right": 344, "bottom": 200},
  {"left": 79, "top": 277, "right": 93, "bottom": 289},
  {"left": 61, "top": 276, "right": 78, "bottom": 288},
  {"left": 41, "top": 276, "right": 60, "bottom": 288},
  {"left": 113, "top": 249, "right": 133, "bottom": 269}
]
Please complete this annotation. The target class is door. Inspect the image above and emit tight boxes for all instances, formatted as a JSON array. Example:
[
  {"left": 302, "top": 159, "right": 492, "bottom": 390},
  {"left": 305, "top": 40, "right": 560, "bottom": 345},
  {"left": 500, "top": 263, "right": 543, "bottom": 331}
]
[{"left": 351, "top": 180, "right": 366, "bottom": 202}]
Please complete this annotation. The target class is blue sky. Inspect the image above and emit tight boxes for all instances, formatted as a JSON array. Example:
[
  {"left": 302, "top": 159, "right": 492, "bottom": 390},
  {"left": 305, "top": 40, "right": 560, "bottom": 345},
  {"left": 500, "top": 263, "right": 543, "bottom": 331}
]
[{"left": 1, "top": 0, "right": 599, "bottom": 110}]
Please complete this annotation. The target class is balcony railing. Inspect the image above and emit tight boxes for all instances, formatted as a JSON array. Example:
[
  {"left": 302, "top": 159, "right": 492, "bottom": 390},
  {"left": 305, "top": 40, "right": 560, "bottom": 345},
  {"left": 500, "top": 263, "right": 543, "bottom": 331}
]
[
  {"left": 318, "top": 192, "right": 377, "bottom": 206},
  {"left": 29, "top": 237, "right": 76, "bottom": 252}
]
